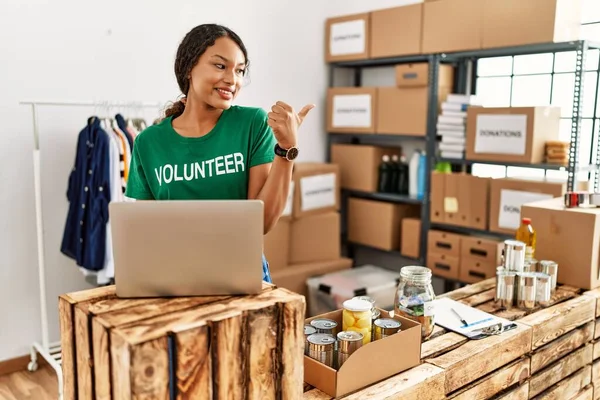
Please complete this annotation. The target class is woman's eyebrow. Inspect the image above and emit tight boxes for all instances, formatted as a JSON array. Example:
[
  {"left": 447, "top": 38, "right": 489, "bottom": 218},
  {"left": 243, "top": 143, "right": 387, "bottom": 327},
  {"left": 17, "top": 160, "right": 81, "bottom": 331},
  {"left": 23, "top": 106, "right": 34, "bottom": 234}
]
[{"left": 211, "top": 54, "right": 246, "bottom": 66}]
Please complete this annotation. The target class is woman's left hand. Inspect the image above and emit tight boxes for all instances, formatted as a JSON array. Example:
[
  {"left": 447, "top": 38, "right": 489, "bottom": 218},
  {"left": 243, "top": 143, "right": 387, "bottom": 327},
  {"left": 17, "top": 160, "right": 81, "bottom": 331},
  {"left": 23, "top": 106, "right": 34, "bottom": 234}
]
[{"left": 267, "top": 101, "right": 315, "bottom": 149}]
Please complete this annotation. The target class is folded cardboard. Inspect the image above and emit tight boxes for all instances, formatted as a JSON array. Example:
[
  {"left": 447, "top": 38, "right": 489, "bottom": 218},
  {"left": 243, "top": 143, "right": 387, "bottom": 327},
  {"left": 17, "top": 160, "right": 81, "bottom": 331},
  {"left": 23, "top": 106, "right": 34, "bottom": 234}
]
[
  {"left": 521, "top": 198, "right": 600, "bottom": 290},
  {"left": 292, "top": 163, "right": 340, "bottom": 219},
  {"left": 330, "top": 144, "right": 401, "bottom": 192},
  {"left": 466, "top": 106, "right": 561, "bottom": 164},
  {"left": 427, "top": 251, "right": 460, "bottom": 280},
  {"left": 401, "top": 218, "right": 421, "bottom": 259},
  {"left": 370, "top": 4, "right": 422, "bottom": 58},
  {"left": 327, "top": 87, "right": 378, "bottom": 133},
  {"left": 264, "top": 219, "right": 291, "bottom": 272},
  {"left": 458, "top": 174, "right": 490, "bottom": 230},
  {"left": 489, "top": 178, "right": 566, "bottom": 234},
  {"left": 459, "top": 237, "right": 503, "bottom": 284},
  {"left": 348, "top": 198, "right": 420, "bottom": 251},
  {"left": 304, "top": 308, "right": 421, "bottom": 398},
  {"left": 325, "top": 13, "right": 370, "bottom": 63},
  {"left": 395, "top": 63, "right": 454, "bottom": 88},
  {"left": 271, "top": 258, "right": 353, "bottom": 298},
  {"left": 428, "top": 230, "right": 462, "bottom": 257},
  {"left": 290, "top": 212, "right": 341, "bottom": 265},
  {"left": 482, "top": 0, "right": 581, "bottom": 49},
  {"left": 422, "top": 0, "right": 483, "bottom": 53}
]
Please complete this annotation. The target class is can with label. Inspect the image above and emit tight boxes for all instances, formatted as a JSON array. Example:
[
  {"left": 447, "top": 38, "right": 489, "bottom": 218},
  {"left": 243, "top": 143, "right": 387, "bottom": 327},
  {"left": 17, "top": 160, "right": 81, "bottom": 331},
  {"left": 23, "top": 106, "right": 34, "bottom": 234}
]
[
  {"left": 374, "top": 318, "right": 402, "bottom": 340},
  {"left": 304, "top": 325, "right": 317, "bottom": 355},
  {"left": 371, "top": 308, "right": 381, "bottom": 341},
  {"left": 336, "top": 331, "right": 363, "bottom": 369},
  {"left": 310, "top": 318, "right": 338, "bottom": 336},
  {"left": 307, "top": 333, "right": 336, "bottom": 368}
]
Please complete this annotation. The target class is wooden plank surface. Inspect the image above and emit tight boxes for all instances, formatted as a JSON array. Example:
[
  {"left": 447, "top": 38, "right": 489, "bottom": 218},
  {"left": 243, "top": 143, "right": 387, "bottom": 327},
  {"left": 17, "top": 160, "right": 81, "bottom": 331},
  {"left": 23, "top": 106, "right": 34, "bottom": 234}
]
[
  {"left": 573, "top": 385, "right": 594, "bottom": 400},
  {"left": 280, "top": 298, "right": 306, "bottom": 400},
  {"left": 422, "top": 332, "right": 467, "bottom": 360},
  {"left": 303, "top": 389, "right": 331, "bottom": 400},
  {"left": 173, "top": 325, "right": 211, "bottom": 399},
  {"left": 439, "top": 279, "right": 495, "bottom": 300},
  {"left": 532, "top": 365, "right": 591, "bottom": 399},
  {"left": 496, "top": 382, "right": 529, "bottom": 399},
  {"left": 427, "top": 323, "right": 532, "bottom": 394},
  {"left": 459, "top": 288, "right": 496, "bottom": 307},
  {"left": 449, "top": 357, "right": 530, "bottom": 400},
  {"left": 212, "top": 311, "right": 246, "bottom": 399},
  {"left": 58, "top": 297, "right": 76, "bottom": 400},
  {"left": 529, "top": 344, "right": 593, "bottom": 398},
  {"left": 247, "top": 305, "right": 279, "bottom": 400},
  {"left": 583, "top": 288, "right": 600, "bottom": 318},
  {"left": 75, "top": 307, "right": 93, "bottom": 400},
  {"left": 592, "top": 360, "right": 600, "bottom": 400},
  {"left": 519, "top": 296, "right": 596, "bottom": 350},
  {"left": 530, "top": 322, "right": 594, "bottom": 374}
]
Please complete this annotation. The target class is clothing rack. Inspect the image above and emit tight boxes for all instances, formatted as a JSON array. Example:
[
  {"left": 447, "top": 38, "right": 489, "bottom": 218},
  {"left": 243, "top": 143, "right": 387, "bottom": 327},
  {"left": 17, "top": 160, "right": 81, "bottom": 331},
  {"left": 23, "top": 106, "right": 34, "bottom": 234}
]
[{"left": 18, "top": 99, "right": 163, "bottom": 400}]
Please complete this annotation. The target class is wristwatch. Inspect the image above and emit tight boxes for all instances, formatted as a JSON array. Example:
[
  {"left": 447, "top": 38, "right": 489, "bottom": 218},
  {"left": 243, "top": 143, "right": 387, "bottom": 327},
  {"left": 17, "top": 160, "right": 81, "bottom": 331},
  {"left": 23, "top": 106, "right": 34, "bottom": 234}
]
[{"left": 274, "top": 143, "right": 299, "bottom": 161}]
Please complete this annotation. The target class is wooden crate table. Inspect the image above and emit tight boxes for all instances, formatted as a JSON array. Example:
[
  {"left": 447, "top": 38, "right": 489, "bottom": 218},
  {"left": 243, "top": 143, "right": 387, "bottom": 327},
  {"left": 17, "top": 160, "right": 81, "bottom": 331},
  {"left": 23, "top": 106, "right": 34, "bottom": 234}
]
[
  {"left": 304, "top": 279, "right": 600, "bottom": 399},
  {"left": 59, "top": 282, "right": 305, "bottom": 399}
]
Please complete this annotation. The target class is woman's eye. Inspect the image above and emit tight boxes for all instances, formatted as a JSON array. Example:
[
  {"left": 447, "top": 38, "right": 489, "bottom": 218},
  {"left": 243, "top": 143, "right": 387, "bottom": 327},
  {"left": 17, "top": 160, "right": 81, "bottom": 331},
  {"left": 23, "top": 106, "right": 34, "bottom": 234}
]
[
  {"left": 236, "top": 69, "right": 245, "bottom": 75},
  {"left": 215, "top": 64, "right": 225, "bottom": 69}
]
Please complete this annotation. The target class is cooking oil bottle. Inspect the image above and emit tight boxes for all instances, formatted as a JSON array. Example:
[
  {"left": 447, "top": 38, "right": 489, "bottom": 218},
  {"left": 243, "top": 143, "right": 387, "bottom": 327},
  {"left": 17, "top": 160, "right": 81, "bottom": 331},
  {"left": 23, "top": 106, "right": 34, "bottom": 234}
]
[{"left": 516, "top": 217, "right": 536, "bottom": 262}]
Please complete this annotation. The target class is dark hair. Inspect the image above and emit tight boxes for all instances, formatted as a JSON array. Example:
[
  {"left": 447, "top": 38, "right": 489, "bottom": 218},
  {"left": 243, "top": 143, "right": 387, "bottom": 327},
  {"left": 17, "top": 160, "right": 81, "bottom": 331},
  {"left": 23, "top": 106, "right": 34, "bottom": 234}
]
[{"left": 164, "top": 24, "right": 249, "bottom": 119}]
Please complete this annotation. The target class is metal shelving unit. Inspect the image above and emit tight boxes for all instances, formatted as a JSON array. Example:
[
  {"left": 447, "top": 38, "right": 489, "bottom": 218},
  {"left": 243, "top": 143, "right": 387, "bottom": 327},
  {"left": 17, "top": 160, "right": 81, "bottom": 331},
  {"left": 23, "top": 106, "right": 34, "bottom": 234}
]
[{"left": 327, "top": 40, "right": 600, "bottom": 275}]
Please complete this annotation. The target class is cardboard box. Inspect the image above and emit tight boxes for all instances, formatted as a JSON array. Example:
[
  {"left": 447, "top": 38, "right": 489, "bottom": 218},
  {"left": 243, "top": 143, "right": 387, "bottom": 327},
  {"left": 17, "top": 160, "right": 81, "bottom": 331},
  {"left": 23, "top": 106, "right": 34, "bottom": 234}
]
[
  {"left": 427, "top": 252, "right": 460, "bottom": 280},
  {"left": 422, "top": 0, "right": 483, "bottom": 53},
  {"left": 289, "top": 212, "right": 341, "bottom": 265},
  {"left": 521, "top": 198, "right": 600, "bottom": 290},
  {"left": 304, "top": 308, "right": 421, "bottom": 398},
  {"left": 264, "top": 219, "right": 291, "bottom": 271},
  {"left": 482, "top": 0, "right": 582, "bottom": 49},
  {"left": 348, "top": 198, "right": 420, "bottom": 251},
  {"left": 443, "top": 173, "right": 461, "bottom": 225},
  {"left": 401, "top": 218, "right": 421, "bottom": 259},
  {"left": 395, "top": 63, "right": 454, "bottom": 88},
  {"left": 325, "top": 13, "right": 370, "bottom": 63},
  {"left": 327, "top": 87, "right": 378, "bottom": 134},
  {"left": 489, "top": 178, "right": 566, "bottom": 234},
  {"left": 458, "top": 174, "right": 491, "bottom": 230},
  {"left": 330, "top": 144, "right": 401, "bottom": 192},
  {"left": 459, "top": 237, "right": 503, "bottom": 283},
  {"left": 466, "top": 106, "right": 561, "bottom": 164},
  {"left": 292, "top": 163, "right": 340, "bottom": 219},
  {"left": 427, "top": 230, "right": 462, "bottom": 257},
  {"left": 430, "top": 172, "right": 446, "bottom": 223},
  {"left": 271, "top": 258, "right": 353, "bottom": 298},
  {"left": 370, "top": 4, "right": 423, "bottom": 58}
]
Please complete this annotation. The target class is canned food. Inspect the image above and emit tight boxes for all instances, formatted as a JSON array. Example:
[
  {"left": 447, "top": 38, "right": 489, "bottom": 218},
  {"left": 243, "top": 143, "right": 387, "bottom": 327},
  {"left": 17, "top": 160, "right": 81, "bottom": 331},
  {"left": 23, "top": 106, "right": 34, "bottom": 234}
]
[
  {"left": 307, "top": 333, "right": 336, "bottom": 368},
  {"left": 304, "top": 325, "right": 317, "bottom": 355},
  {"left": 310, "top": 318, "right": 338, "bottom": 336},
  {"left": 342, "top": 299, "right": 373, "bottom": 345},
  {"left": 374, "top": 318, "right": 402, "bottom": 340},
  {"left": 336, "top": 331, "right": 363, "bottom": 369},
  {"left": 371, "top": 308, "right": 381, "bottom": 342}
]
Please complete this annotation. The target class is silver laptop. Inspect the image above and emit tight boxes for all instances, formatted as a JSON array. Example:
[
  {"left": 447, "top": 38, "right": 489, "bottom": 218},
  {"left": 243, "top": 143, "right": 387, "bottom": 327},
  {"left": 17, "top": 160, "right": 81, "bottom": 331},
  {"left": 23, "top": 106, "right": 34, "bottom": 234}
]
[{"left": 109, "top": 200, "right": 264, "bottom": 298}]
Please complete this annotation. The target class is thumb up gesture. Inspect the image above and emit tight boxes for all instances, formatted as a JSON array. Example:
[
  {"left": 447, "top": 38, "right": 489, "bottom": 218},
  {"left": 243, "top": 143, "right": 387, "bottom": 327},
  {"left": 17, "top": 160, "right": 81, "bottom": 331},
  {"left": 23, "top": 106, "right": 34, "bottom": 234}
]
[{"left": 267, "top": 101, "right": 315, "bottom": 149}]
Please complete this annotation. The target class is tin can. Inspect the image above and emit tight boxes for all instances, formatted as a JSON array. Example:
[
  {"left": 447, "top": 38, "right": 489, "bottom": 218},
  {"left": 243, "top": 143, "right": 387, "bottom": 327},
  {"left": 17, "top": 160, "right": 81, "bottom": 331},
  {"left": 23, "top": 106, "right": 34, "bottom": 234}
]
[
  {"left": 336, "top": 331, "right": 363, "bottom": 369},
  {"left": 371, "top": 308, "right": 381, "bottom": 342},
  {"left": 310, "top": 318, "right": 338, "bottom": 336},
  {"left": 307, "top": 333, "right": 336, "bottom": 368},
  {"left": 496, "top": 267, "right": 516, "bottom": 309},
  {"left": 523, "top": 259, "right": 539, "bottom": 273},
  {"left": 539, "top": 260, "right": 558, "bottom": 293},
  {"left": 374, "top": 318, "right": 402, "bottom": 340},
  {"left": 503, "top": 240, "right": 526, "bottom": 272},
  {"left": 517, "top": 272, "right": 537, "bottom": 310},
  {"left": 590, "top": 193, "right": 600, "bottom": 207},
  {"left": 532, "top": 272, "right": 552, "bottom": 307},
  {"left": 304, "top": 325, "right": 317, "bottom": 355}
]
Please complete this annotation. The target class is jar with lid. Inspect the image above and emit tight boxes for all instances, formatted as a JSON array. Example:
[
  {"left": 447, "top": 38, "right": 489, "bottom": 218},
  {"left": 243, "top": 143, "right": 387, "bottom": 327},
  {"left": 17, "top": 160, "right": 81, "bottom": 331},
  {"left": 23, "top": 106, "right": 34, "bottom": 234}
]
[
  {"left": 394, "top": 266, "right": 436, "bottom": 339},
  {"left": 342, "top": 299, "right": 373, "bottom": 345}
]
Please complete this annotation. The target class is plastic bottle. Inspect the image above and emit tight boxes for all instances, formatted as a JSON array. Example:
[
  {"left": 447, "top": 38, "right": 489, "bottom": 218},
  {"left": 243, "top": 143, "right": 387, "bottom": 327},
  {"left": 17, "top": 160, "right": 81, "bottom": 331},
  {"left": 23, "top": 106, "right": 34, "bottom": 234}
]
[
  {"left": 515, "top": 218, "right": 537, "bottom": 262},
  {"left": 390, "top": 155, "right": 400, "bottom": 193},
  {"left": 397, "top": 154, "right": 409, "bottom": 195},
  {"left": 378, "top": 155, "right": 392, "bottom": 193},
  {"left": 409, "top": 150, "right": 422, "bottom": 198},
  {"left": 417, "top": 151, "right": 427, "bottom": 200}
]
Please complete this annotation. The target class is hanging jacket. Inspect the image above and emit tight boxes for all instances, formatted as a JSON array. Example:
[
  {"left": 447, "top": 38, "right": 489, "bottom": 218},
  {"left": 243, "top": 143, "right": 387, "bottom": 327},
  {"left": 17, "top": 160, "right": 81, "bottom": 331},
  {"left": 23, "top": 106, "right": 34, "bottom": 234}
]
[{"left": 60, "top": 117, "right": 111, "bottom": 271}]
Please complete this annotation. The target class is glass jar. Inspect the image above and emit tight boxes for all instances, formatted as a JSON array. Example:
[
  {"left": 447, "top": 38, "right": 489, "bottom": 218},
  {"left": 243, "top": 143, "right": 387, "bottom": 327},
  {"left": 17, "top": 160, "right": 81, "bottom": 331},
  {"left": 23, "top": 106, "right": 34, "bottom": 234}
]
[
  {"left": 394, "top": 266, "right": 436, "bottom": 339},
  {"left": 342, "top": 299, "right": 373, "bottom": 345}
]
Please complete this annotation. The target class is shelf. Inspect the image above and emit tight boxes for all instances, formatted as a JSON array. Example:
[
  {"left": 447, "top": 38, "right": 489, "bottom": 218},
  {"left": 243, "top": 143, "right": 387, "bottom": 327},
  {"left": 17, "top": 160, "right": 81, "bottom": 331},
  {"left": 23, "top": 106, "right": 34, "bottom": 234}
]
[
  {"left": 329, "top": 132, "right": 427, "bottom": 141},
  {"left": 346, "top": 241, "right": 423, "bottom": 262},
  {"left": 443, "top": 40, "right": 600, "bottom": 61},
  {"left": 430, "top": 223, "right": 513, "bottom": 240},
  {"left": 344, "top": 189, "right": 423, "bottom": 205},
  {"left": 437, "top": 158, "right": 567, "bottom": 171},
  {"left": 331, "top": 54, "right": 431, "bottom": 68}
]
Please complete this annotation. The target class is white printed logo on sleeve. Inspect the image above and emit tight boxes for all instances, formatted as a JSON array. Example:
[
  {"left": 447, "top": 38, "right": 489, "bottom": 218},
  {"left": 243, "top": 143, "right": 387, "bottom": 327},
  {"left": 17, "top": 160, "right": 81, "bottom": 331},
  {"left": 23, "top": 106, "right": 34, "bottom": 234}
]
[
  {"left": 300, "top": 173, "right": 336, "bottom": 212},
  {"left": 474, "top": 114, "right": 527, "bottom": 155},
  {"left": 332, "top": 94, "right": 372, "bottom": 128},
  {"left": 498, "top": 189, "right": 553, "bottom": 230},
  {"left": 330, "top": 19, "right": 366, "bottom": 56},
  {"left": 281, "top": 181, "right": 294, "bottom": 217}
]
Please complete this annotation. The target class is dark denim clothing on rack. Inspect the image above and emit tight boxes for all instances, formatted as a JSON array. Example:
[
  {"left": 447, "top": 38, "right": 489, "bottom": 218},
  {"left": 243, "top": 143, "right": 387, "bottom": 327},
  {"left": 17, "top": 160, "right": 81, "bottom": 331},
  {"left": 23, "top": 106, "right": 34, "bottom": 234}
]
[
  {"left": 115, "top": 114, "right": 134, "bottom": 151},
  {"left": 60, "top": 117, "right": 111, "bottom": 271}
]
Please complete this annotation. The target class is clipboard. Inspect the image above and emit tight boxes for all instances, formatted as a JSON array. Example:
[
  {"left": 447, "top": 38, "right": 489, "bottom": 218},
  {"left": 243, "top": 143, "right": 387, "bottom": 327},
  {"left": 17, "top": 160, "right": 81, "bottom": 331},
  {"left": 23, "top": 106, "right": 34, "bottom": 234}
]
[{"left": 433, "top": 298, "right": 518, "bottom": 340}]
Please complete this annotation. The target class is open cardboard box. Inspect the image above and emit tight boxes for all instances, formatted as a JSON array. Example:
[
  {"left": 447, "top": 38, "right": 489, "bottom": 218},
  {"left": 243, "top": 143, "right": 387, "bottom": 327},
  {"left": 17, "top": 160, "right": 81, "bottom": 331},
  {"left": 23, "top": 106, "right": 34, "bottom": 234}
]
[{"left": 304, "top": 307, "right": 422, "bottom": 398}]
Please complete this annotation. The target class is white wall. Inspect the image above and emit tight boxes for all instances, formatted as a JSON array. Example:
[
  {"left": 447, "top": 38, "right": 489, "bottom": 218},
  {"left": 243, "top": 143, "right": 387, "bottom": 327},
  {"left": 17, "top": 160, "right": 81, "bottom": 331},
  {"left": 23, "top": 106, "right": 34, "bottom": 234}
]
[{"left": 0, "top": 0, "right": 416, "bottom": 361}]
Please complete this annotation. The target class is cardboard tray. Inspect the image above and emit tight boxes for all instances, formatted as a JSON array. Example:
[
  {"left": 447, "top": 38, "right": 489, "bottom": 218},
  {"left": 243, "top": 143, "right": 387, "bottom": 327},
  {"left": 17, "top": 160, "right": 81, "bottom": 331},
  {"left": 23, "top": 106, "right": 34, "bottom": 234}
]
[{"left": 304, "top": 307, "right": 422, "bottom": 398}]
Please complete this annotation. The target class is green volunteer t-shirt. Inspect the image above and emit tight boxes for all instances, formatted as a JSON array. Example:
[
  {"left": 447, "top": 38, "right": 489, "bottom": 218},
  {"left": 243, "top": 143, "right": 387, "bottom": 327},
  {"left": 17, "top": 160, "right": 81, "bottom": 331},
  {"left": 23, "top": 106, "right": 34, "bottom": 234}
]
[{"left": 125, "top": 106, "right": 276, "bottom": 200}]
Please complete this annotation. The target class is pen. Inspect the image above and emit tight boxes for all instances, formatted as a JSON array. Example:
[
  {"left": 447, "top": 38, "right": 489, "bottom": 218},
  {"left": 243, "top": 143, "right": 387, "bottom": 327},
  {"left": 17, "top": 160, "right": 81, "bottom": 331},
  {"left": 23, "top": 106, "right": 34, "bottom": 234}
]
[{"left": 451, "top": 307, "right": 468, "bottom": 327}]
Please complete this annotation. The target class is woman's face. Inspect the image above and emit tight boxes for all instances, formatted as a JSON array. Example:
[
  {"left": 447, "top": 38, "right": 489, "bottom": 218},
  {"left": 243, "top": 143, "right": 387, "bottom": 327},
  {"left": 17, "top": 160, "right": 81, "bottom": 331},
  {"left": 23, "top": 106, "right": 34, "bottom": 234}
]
[{"left": 188, "top": 36, "right": 247, "bottom": 110}]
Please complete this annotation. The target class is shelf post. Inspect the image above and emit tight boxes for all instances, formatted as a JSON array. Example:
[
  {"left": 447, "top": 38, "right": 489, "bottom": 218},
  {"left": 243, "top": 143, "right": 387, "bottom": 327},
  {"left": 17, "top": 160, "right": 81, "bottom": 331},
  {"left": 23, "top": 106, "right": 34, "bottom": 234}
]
[{"left": 568, "top": 40, "right": 588, "bottom": 192}]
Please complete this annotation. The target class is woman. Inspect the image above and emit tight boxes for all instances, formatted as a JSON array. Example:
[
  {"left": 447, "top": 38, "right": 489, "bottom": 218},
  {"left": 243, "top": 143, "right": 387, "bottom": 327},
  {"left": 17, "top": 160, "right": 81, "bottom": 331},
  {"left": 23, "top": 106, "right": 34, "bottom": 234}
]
[{"left": 125, "top": 24, "right": 314, "bottom": 283}]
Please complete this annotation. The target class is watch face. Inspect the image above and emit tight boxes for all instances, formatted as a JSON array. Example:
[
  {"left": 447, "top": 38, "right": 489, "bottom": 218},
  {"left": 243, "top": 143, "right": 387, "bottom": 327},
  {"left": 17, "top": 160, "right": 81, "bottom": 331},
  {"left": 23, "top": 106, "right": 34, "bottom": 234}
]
[{"left": 287, "top": 147, "right": 299, "bottom": 160}]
